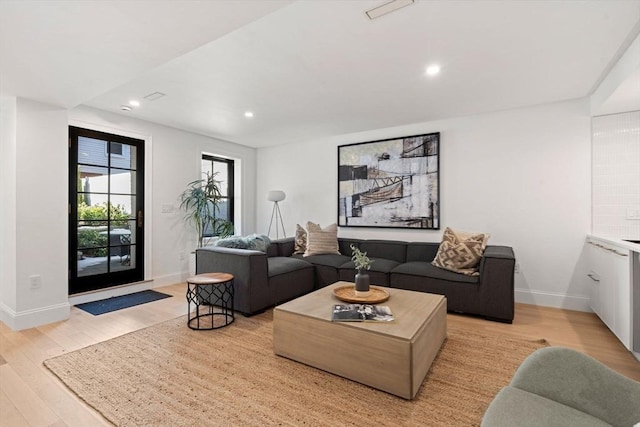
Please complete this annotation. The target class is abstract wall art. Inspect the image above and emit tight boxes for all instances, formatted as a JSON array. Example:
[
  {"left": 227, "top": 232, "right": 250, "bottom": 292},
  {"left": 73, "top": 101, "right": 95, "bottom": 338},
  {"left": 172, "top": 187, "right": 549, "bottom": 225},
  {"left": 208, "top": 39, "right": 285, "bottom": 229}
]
[{"left": 338, "top": 132, "right": 440, "bottom": 229}]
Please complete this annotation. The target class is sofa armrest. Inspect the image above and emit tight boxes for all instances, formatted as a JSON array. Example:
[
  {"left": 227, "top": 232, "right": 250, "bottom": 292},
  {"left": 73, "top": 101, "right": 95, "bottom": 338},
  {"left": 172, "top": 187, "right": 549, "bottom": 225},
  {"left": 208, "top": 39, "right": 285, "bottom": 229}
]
[
  {"left": 477, "top": 245, "right": 516, "bottom": 322},
  {"left": 482, "top": 245, "right": 515, "bottom": 260},
  {"left": 196, "top": 246, "right": 270, "bottom": 315},
  {"left": 271, "top": 237, "right": 295, "bottom": 257}
]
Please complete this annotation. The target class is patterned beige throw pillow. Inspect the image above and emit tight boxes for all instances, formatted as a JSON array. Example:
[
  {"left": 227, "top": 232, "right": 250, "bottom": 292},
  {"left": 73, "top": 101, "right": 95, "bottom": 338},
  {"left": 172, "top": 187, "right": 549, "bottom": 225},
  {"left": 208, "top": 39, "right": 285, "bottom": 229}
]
[
  {"left": 304, "top": 222, "right": 340, "bottom": 257},
  {"left": 293, "top": 224, "right": 308, "bottom": 254},
  {"left": 432, "top": 227, "right": 490, "bottom": 276}
]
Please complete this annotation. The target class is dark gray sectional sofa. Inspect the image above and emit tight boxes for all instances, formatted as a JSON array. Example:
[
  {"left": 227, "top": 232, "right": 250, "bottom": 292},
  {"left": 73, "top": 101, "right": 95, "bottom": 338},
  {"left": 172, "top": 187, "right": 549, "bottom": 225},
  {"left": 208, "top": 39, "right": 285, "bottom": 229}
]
[{"left": 196, "top": 237, "right": 516, "bottom": 323}]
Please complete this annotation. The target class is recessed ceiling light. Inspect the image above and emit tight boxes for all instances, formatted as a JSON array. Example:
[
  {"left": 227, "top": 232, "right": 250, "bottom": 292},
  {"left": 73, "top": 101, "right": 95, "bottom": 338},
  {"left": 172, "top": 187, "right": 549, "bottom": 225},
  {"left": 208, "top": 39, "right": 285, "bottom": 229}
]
[
  {"left": 129, "top": 100, "right": 140, "bottom": 107},
  {"left": 425, "top": 64, "right": 441, "bottom": 76},
  {"left": 244, "top": 111, "right": 254, "bottom": 118},
  {"left": 120, "top": 105, "right": 132, "bottom": 112}
]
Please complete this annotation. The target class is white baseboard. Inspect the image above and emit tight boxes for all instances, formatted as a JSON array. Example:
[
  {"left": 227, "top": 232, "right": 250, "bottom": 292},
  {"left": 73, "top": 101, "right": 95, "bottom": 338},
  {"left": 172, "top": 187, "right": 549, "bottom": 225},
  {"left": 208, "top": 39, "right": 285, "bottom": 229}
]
[
  {"left": 0, "top": 274, "right": 189, "bottom": 331},
  {"left": 152, "top": 272, "right": 187, "bottom": 288},
  {"left": 0, "top": 301, "right": 70, "bottom": 331},
  {"left": 515, "top": 288, "right": 592, "bottom": 312}
]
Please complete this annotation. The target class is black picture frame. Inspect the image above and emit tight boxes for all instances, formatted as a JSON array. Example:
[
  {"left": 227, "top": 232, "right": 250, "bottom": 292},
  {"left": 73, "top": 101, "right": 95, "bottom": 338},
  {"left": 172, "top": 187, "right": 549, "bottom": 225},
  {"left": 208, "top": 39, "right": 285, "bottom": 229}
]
[{"left": 337, "top": 132, "right": 440, "bottom": 229}]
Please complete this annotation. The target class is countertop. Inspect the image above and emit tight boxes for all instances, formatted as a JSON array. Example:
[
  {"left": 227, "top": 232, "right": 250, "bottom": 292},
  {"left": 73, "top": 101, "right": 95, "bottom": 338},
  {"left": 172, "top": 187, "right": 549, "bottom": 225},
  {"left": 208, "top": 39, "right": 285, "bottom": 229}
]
[{"left": 588, "top": 234, "right": 640, "bottom": 252}]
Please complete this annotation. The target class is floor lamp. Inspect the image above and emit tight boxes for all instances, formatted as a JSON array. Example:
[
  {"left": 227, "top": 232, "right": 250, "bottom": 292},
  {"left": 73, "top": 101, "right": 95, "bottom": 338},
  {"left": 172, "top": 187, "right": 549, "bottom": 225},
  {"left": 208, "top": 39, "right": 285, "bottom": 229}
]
[{"left": 267, "top": 190, "right": 286, "bottom": 239}]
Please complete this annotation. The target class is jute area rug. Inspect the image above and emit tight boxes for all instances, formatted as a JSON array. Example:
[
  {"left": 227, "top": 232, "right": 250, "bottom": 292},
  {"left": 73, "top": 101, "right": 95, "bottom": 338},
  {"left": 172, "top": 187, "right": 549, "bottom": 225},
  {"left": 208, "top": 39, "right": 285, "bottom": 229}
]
[{"left": 44, "top": 311, "right": 547, "bottom": 427}]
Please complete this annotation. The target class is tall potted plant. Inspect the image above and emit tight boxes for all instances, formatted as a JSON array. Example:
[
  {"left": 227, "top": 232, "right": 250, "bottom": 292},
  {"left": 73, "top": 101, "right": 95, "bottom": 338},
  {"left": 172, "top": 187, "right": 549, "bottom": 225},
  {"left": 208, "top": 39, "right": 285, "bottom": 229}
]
[{"left": 179, "top": 172, "right": 234, "bottom": 248}]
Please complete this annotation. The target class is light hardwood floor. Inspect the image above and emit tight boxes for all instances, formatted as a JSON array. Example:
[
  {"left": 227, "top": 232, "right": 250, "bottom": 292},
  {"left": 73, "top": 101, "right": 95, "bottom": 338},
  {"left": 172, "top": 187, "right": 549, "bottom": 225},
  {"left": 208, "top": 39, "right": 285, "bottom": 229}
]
[{"left": 1, "top": 282, "right": 638, "bottom": 426}]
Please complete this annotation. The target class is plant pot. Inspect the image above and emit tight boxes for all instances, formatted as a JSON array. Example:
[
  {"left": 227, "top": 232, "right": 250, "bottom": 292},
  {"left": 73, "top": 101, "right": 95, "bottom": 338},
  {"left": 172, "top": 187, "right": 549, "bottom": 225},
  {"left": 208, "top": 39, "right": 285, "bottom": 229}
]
[{"left": 355, "top": 270, "right": 370, "bottom": 296}]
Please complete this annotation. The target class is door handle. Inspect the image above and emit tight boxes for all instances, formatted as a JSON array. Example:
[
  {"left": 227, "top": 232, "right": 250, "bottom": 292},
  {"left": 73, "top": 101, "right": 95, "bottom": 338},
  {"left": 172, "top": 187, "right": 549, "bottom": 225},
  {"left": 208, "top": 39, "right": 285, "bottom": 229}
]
[{"left": 137, "top": 210, "right": 143, "bottom": 228}]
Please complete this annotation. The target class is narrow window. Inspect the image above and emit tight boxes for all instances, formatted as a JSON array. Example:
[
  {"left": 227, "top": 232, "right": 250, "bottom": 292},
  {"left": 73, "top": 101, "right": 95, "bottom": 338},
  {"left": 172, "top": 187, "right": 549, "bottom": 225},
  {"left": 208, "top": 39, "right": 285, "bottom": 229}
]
[{"left": 201, "top": 155, "right": 234, "bottom": 236}]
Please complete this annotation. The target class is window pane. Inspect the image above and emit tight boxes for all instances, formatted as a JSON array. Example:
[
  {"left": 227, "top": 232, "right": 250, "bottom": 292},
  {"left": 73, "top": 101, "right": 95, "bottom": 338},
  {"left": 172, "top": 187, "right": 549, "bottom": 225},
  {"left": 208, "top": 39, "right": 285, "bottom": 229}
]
[
  {"left": 213, "top": 161, "right": 228, "bottom": 195},
  {"left": 216, "top": 199, "right": 229, "bottom": 221},
  {"left": 110, "top": 195, "right": 135, "bottom": 219},
  {"left": 202, "top": 155, "right": 233, "bottom": 234},
  {"left": 110, "top": 221, "right": 136, "bottom": 244},
  {"left": 108, "top": 227, "right": 132, "bottom": 270},
  {"left": 110, "top": 142, "right": 123, "bottom": 155},
  {"left": 111, "top": 143, "right": 136, "bottom": 170},
  {"left": 78, "top": 167, "right": 108, "bottom": 196},
  {"left": 201, "top": 159, "right": 213, "bottom": 179},
  {"left": 77, "top": 226, "right": 108, "bottom": 249},
  {"left": 112, "top": 247, "right": 136, "bottom": 272},
  {"left": 78, "top": 257, "right": 108, "bottom": 277},
  {"left": 78, "top": 136, "right": 107, "bottom": 167},
  {"left": 78, "top": 202, "right": 109, "bottom": 221},
  {"left": 110, "top": 169, "right": 136, "bottom": 195}
]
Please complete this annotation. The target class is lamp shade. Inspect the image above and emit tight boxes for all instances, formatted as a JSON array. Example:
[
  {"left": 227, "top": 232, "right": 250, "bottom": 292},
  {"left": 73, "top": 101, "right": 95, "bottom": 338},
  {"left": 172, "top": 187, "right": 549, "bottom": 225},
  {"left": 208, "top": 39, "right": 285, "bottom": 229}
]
[{"left": 267, "top": 190, "right": 286, "bottom": 202}]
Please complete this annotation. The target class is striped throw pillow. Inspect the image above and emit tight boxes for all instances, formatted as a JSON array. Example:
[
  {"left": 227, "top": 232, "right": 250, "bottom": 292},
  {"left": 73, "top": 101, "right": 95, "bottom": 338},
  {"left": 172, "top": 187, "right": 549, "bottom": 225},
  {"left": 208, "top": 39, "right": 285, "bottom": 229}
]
[{"left": 304, "top": 223, "right": 340, "bottom": 256}]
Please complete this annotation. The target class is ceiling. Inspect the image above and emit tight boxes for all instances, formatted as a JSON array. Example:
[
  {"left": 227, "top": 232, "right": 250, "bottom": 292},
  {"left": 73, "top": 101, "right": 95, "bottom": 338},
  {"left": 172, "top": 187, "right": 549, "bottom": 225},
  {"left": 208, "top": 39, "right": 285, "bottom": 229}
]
[{"left": 1, "top": 0, "right": 639, "bottom": 148}]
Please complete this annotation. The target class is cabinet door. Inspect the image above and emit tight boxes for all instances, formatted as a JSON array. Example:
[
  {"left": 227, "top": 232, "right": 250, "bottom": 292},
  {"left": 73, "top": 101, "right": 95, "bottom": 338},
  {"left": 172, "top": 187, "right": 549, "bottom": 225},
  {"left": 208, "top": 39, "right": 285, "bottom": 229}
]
[
  {"left": 587, "top": 240, "right": 633, "bottom": 350},
  {"left": 587, "top": 244, "right": 603, "bottom": 318},
  {"left": 600, "top": 248, "right": 615, "bottom": 332},
  {"left": 590, "top": 244, "right": 614, "bottom": 328},
  {"left": 612, "top": 248, "right": 632, "bottom": 348}
]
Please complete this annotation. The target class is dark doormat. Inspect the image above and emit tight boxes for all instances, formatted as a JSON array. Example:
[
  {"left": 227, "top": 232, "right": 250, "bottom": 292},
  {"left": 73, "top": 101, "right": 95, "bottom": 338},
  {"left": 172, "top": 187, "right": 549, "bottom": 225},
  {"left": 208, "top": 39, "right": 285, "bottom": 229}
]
[{"left": 76, "top": 290, "right": 172, "bottom": 315}]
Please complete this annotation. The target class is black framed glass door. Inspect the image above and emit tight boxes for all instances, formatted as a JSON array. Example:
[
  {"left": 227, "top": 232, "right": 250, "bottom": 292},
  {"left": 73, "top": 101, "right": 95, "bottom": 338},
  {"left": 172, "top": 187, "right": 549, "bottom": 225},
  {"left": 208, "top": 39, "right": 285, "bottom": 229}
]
[{"left": 69, "top": 126, "right": 144, "bottom": 294}]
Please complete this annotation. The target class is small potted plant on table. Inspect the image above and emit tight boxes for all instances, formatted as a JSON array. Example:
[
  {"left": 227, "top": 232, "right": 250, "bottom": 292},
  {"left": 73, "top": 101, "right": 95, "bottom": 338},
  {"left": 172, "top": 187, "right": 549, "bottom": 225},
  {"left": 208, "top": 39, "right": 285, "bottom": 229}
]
[{"left": 350, "top": 244, "right": 372, "bottom": 296}]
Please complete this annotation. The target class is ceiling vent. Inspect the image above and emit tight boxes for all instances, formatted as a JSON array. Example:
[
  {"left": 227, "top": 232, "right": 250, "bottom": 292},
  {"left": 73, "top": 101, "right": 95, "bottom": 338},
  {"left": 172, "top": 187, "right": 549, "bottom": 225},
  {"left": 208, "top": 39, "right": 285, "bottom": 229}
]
[
  {"left": 365, "top": 0, "right": 414, "bottom": 20},
  {"left": 144, "top": 92, "right": 166, "bottom": 101}
]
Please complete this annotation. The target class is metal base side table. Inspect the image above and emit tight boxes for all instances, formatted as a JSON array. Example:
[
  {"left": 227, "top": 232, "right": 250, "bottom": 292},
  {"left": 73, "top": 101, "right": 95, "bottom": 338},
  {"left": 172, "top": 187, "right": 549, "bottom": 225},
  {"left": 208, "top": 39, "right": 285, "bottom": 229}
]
[{"left": 186, "top": 272, "right": 234, "bottom": 330}]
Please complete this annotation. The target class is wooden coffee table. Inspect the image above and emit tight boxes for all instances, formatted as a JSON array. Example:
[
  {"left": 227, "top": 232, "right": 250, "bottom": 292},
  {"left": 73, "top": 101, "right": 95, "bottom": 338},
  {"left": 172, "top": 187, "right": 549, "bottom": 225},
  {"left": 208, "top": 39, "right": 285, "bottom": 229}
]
[{"left": 273, "top": 281, "right": 447, "bottom": 399}]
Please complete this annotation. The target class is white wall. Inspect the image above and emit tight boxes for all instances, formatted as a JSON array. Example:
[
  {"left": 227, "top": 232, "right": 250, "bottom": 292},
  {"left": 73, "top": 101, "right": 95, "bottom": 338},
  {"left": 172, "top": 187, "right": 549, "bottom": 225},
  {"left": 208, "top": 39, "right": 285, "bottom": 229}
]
[
  {"left": 0, "top": 98, "right": 70, "bottom": 329},
  {"left": 0, "top": 101, "right": 257, "bottom": 330},
  {"left": 592, "top": 111, "right": 640, "bottom": 239},
  {"left": 591, "top": 33, "right": 640, "bottom": 116},
  {"left": 0, "top": 96, "right": 18, "bottom": 318},
  {"left": 69, "top": 106, "right": 258, "bottom": 287},
  {"left": 257, "top": 99, "right": 592, "bottom": 311}
]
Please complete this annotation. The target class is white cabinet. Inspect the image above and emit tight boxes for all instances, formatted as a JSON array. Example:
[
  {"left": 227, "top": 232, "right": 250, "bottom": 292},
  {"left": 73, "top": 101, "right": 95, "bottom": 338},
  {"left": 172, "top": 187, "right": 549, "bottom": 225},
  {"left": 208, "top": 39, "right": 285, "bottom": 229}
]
[{"left": 587, "top": 239, "right": 632, "bottom": 349}]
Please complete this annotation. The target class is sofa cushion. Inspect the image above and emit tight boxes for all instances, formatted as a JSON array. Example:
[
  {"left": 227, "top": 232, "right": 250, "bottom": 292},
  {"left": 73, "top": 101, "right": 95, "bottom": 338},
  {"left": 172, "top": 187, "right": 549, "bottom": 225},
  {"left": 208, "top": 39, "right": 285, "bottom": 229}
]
[
  {"left": 338, "top": 258, "right": 400, "bottom": 287},
  {"left": 339, "top": 258, "right": 400, "bottom": 274},
  {"left": 267, "top": 257, "right": 313, "bottom": 278},
  {"left": 214, "top": 234, "right": 272, "bottom": 252},
  {"left": 304, "top": 223, "right": 340, "bottom": 256},
  {"left": 359, "top": 240, "right": 407, "bottom": 263},
  {"left": 292, "top": 253, "right": 351, "bottom": 268},
  {"left": 406, "top": 242, "right": 439, "bottom": 262},
  {"left": 432, "top": 227, "right": 489, "bottom": 276},
  {"left": 338, "top": 238, "right": 361, "bottom": 257},
  {"left": 481, "top": 387, "right": 611, "bottom": 427},
  {"left": 266, "top": 242, "right": 279, "bottom": 257},
  {"left": 271, "top": 237, "right": 295, "bottom": 257},
  {"left": 392, "top": 261, "right": 479, "bottom": 284}
]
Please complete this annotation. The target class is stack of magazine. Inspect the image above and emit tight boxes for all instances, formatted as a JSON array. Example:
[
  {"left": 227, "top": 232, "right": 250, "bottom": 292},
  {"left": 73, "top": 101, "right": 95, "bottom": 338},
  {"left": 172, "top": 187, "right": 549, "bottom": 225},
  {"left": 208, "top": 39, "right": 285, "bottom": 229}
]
[{"left": 331, "top": 304, "right": 394, "bottom": 322}]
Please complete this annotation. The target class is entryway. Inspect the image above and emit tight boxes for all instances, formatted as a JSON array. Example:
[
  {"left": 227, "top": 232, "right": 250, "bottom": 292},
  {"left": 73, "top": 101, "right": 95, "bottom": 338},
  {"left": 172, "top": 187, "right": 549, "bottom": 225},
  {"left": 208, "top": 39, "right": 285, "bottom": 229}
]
[{"left": 68, "top": 126, "right": 145, "bottom": 294}]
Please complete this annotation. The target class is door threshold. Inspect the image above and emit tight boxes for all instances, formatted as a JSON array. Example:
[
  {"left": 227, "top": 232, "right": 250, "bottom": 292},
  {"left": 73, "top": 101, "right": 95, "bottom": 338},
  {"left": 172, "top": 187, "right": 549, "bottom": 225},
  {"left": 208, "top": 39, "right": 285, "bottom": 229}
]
[{"left": 69, "top": 279, "right": 153, "bottom": 306}]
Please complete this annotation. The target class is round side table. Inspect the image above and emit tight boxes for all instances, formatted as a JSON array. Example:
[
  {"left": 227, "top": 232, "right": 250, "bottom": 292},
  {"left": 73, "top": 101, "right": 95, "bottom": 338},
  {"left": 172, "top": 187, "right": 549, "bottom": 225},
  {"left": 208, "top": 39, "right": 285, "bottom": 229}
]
[{"left": 186, "top": 272, "right": 234, "bottom": 330}]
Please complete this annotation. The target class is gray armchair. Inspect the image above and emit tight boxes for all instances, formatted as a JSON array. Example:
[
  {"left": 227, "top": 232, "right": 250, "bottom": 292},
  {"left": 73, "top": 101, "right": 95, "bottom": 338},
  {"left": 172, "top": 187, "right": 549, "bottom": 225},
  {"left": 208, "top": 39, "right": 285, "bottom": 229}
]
[{"left": 482, "top": 347, "right": 640, "bottom": 427}]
